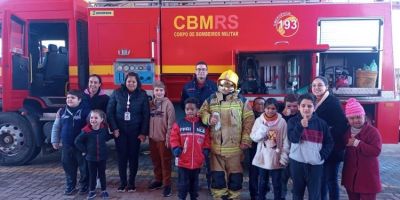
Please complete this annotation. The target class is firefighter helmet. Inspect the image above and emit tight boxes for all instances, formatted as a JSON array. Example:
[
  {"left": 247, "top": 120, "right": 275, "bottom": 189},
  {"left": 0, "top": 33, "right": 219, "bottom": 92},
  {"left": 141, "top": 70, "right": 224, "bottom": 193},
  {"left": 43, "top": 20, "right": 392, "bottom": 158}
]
[{"left": 218, "top": 70, "right": 239, "bottom": 89}]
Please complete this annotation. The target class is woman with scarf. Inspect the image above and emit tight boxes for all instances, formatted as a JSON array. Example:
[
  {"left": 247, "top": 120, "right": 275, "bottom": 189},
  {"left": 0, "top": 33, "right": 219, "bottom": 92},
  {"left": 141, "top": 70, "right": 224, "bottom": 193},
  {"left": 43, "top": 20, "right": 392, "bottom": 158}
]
[{"left": 311, "top": 76, "right": 348, "bottom": 200}]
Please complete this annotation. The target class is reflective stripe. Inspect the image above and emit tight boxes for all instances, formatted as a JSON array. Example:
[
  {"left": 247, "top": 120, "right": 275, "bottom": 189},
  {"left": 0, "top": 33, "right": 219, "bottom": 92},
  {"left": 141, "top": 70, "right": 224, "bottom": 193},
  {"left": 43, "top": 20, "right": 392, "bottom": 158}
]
[{"left": 212, "top": 144, "right": 241, "bottom": 155}]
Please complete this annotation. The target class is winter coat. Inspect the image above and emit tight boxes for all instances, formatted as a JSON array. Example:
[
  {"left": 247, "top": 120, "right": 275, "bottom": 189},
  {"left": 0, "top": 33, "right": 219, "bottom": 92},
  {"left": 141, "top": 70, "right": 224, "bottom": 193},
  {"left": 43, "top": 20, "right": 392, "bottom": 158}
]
[
  {"left": 149, "top": 97, "right": 176, "bottom": 142},
  {"left": 74, "top": 124, "right": 113, "bottom": 161},
  {"left": 51, "top": 104, "right": 90, "bottom": 146},
  {"left": 288, "top": 113, "right": 334, "bottom": 165},
  {"left": 83, "top": 88, "right": 110, "bottom": 112},
  {"left": 315, "top": 93, "right": 348, "bottom": 163},
  {"left": 199, "top": 92, "right": 255, "bottom": 157},
  {"left": 170, "top": 117, "right": 211, "bottom": 169},
  {"left": 250, "top": 113, "right": 289, "bottom": 170},
  {"left": 180, "top": 77, "right": 217, "bottom": 109},
  {"left": 107, "top": 85, "right": 150, "bottom": 135},
  {"left": 341, "top": 123, "right": 382, "bottom": 193}
]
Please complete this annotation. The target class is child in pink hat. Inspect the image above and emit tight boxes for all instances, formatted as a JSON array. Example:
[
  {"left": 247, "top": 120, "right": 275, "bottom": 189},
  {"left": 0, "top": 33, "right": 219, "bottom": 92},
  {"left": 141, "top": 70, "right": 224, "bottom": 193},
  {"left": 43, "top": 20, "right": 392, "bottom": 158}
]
[{"left": 341, "top": 98, "right": 382, "bottom": 200}]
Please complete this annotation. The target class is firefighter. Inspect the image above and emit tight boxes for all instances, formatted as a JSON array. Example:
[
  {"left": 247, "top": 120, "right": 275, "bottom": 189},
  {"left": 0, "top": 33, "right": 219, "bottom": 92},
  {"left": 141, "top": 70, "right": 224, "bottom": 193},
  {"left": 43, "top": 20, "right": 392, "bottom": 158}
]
[
  {"left": 180, "top": 61, "right": 218, "bottom": 109},
  {"left": 199, "top": 70, "right": 255, "bottom": 200}
]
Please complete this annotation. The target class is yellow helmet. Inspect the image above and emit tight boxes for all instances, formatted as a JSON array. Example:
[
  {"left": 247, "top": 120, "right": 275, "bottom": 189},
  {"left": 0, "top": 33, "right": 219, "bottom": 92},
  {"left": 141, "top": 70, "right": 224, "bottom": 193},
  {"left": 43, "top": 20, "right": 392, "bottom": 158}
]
[{"left": 218, "top": 70, "right": 239, "bottom": 88}]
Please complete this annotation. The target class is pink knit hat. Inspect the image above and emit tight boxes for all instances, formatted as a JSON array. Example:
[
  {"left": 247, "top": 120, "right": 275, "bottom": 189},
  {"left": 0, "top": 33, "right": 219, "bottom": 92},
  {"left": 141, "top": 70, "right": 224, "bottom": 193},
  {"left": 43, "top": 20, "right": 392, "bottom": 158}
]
[{"left": 345, "top": 98, "right": 365, "bottom": 117}]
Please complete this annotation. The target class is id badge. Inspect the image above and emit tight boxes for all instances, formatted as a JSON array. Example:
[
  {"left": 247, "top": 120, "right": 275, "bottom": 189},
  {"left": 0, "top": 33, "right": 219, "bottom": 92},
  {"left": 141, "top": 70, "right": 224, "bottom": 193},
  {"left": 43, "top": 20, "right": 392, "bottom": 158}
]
[{"left": 124, "top": 112, "right": 131, "bottom": 121}]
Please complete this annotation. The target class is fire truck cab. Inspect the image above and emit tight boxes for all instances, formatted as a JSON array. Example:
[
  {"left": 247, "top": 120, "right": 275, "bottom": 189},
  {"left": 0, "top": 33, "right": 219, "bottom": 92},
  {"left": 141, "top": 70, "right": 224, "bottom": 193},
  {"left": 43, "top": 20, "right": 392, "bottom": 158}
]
[{"left": 0, "top": 0, "right": 89, "bottom": 165}]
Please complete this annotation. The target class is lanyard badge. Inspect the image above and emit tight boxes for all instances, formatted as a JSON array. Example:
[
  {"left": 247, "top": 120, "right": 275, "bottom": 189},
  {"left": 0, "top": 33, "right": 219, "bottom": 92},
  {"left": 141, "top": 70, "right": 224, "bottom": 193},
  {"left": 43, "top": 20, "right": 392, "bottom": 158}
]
[{"left": 125, "top": 94, "right": 131, "bottom": 121}]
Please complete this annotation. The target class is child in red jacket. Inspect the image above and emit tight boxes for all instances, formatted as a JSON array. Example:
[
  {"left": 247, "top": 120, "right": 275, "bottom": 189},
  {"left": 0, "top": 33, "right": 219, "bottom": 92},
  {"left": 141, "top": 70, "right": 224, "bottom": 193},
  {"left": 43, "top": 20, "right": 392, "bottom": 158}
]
[
  {"left": 342, "top": 98, "right": 382, "bottom": 200},
  {"left": 170, "top": 97, "right": 211, "bottom": 200}
]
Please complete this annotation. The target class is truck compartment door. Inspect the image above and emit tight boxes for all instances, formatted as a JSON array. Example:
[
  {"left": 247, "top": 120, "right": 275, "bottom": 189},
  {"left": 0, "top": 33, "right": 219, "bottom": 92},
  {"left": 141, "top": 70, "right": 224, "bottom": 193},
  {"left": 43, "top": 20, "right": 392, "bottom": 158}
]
[{"left": 1, "top": 11, "right": 29, "bottom": 112}]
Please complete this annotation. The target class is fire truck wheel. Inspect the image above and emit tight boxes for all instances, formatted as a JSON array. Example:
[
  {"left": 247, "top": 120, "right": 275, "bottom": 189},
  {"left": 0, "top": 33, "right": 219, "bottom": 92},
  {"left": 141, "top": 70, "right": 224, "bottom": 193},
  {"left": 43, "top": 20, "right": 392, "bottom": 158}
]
[{"left": 0, "top": 112, "right": 40, "bottom": 166}]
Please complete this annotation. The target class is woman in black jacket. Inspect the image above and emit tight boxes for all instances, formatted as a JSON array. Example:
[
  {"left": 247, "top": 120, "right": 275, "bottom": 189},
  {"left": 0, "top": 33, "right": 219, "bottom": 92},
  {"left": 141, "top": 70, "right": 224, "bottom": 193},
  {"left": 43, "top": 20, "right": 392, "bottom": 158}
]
[
  {"left": 107, "top": 72, "right": 150, "bottom": 192},
  {"left": 311, "top": 76, "right": 348, "bottom": 200}
]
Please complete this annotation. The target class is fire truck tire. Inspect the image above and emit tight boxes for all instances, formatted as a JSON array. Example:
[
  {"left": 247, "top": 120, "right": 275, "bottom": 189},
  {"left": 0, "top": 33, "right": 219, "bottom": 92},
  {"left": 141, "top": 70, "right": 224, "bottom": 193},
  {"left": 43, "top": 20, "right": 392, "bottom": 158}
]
[
  {"left": 23, "top": 112, "right": 43, "bottom": 163},
  {"left": 0, "top": 112, "right": 40, "bottom": 166}
]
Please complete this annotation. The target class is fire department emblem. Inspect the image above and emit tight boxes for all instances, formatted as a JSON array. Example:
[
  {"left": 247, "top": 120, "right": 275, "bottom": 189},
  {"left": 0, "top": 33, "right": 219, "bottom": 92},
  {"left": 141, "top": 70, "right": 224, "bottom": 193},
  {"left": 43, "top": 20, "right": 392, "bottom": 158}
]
[{"left": 274, "top": 12, "right": 299, "bottom": 37}]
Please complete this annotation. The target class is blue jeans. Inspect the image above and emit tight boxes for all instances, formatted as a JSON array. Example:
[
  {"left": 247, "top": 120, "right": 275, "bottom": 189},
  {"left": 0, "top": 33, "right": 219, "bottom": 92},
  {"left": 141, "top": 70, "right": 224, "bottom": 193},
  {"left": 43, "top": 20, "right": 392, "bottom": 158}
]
[
  {"left": 248, "top": 143, "right": 259, "bottom": 199},
  {"left": 61, "top": 145, "right": 88, "bottom": 191},
  {"left": 258, "top": 169, "right": 282, "bottom": 200},
  {"left": 205, "top": 153, "right": 211, "bottom": 190},
  {"left": 281, "top": 164, "right": 291, "bottom": 199},
  {"left": 321, "top": 162, "right": 340, "bottom": 200},
  {"left": 178, "top": 167, "right": 201, "bottom": 200},
  {"left": 290, "top": 159, "right": 323, "bottom": 200}
]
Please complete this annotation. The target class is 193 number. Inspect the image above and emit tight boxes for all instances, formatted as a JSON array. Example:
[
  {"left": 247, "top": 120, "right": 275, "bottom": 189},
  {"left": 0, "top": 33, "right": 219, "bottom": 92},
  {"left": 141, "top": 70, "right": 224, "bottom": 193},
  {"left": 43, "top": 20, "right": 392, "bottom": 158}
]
[{"left": 278, "top": 19, "right": 298, "bottom": 30}]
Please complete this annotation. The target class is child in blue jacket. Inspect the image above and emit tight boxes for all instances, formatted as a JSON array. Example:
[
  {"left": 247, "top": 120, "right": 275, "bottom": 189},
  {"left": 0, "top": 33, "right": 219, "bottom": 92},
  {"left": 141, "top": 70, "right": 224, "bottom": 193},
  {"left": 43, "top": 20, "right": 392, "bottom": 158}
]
[
  {"left": 51, "top": 90, "right": 90, "bottom": 195},
  {"left": 287, "top": 93, "right": 333, "bottom": 200}
]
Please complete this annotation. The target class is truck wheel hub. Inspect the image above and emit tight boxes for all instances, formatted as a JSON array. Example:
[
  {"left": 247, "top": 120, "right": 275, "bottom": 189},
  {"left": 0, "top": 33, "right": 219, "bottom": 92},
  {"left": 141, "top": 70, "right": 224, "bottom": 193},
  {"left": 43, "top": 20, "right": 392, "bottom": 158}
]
[{"left": 0, "top": 124, "right": 24, "bottom": 155}]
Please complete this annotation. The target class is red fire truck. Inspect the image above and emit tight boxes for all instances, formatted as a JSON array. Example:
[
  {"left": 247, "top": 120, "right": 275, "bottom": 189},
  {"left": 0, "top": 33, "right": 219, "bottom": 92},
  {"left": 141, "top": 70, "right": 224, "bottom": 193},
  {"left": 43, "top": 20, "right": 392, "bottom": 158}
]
[{"left": 1, "top": 0, "right": 399, "bottom": 165}]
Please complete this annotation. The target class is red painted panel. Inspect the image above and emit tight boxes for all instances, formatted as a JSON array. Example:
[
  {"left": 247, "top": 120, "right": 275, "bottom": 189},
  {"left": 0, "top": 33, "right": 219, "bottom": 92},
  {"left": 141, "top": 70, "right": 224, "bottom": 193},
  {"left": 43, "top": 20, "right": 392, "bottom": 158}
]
[
  {"left": 88, "top": 8, "right": 159, "bottom": 65},
  {"left": 376, "top": 102, "right": 400, "bottom": 143},
  {"left": 1, "top": 11, "right": 29, "bottom": 111},
  {"left": 161, "top": 75, "right": 193, "bottom": 102}
]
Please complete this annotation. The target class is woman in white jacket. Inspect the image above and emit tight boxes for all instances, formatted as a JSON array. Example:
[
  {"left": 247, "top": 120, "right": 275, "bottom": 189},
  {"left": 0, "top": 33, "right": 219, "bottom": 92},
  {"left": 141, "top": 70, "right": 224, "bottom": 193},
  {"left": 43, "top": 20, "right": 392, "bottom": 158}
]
[{"left": 250, "top": 98, "right": 290, "bottom": 200}]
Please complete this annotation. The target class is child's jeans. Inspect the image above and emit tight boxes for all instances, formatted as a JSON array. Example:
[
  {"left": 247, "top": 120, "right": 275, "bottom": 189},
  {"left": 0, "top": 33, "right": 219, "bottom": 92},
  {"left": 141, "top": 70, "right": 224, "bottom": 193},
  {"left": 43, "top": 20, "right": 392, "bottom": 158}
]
[
  {"left": 258, "top": 169, "right": 282, "bottom": 200},
  {"left": 177, "top": 167, "right": 201, "bottom": 200},
  {"left": 248, "top": 143, "right": 271, "bottom": 200},
  {"left": 205, "top": 153, "right": 211, "bottom": 190},
  {"left": 61, "top": 145, "right": 88, "bottom": 191},
  {"left": 88, "top": 160, "right": 107, "bottom": 191},
  {"left": 281, "top": 164, "right": 291, "bottom": 199},
  {"left": 290, "top": 158, "right": 323, "bottom": 200}
]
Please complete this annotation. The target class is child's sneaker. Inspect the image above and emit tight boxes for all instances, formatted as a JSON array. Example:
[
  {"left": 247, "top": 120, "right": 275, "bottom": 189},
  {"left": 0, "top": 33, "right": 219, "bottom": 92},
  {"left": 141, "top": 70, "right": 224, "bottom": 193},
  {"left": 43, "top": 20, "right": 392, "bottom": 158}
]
[
  {"left": 148, "top": 181, "right": 163, "bottom": 191},
  {"left": 127, "top": 185, "right": 136, "bottom": 193},
  {"left": 117, "top": 185, "right": 126, "bottom": 193},
  {"left": 101, "top": 191, "right": 109, "bottom": 199},
  {"left": 87, "top": 191, "right": 96, "bottom": 199},
  {"left": 64, "top": 188, "right": 77, "bottom": 195},
  {"left": 163, "top": 186, "right": 172, "bottom": 197}
]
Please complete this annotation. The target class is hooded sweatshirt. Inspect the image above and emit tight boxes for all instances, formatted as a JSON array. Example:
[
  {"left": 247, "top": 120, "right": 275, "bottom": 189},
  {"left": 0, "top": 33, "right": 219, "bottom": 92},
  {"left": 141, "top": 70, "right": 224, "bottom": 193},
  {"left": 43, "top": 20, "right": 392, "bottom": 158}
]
[{"left": 149, "top": 97, "right": 176, "bottom": 141}]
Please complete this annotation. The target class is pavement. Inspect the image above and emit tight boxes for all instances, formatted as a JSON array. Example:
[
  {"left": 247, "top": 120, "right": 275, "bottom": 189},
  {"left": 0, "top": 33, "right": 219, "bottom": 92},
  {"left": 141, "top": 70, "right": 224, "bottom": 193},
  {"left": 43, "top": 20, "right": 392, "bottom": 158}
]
[{"left": 0, "top": 143, "right": 399, "bottom": 200}]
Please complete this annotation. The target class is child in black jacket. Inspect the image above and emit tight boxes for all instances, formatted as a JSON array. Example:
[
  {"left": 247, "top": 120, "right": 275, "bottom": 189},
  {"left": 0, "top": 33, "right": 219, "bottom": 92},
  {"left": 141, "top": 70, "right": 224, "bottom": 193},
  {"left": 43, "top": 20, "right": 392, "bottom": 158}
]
[{"left": 75, "top": 109, "right": 114, "bottom": 199}]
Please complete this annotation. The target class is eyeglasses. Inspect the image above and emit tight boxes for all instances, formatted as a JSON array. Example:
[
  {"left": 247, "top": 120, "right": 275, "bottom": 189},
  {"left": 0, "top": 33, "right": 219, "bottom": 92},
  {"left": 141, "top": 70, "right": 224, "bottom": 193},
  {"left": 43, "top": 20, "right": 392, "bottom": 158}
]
[
  {"left": 219, "top": 80, "right": 234, "bottom": 87},
  {"left": 196, "top": 68, "right": 207, "bottom": 72}
]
